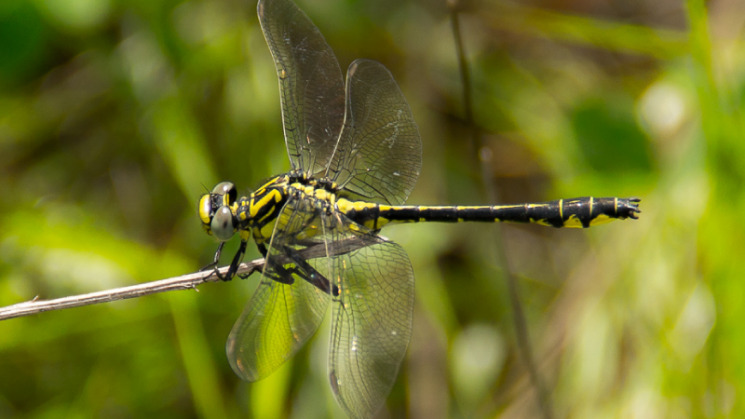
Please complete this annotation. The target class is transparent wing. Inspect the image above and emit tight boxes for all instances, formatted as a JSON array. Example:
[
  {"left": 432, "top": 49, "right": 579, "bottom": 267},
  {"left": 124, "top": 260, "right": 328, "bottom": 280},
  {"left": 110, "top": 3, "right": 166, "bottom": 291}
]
[
  {"left": 325, "top": 217, "right": 415, "bottom": 418},
  {"left": 326, "top": 59, "right": 422, "bottom": 206},
  {"left": 226, "top": 274, "right": 329, "bottom": 381},
  {"left": 258, "top": 0, "right": 345, "bottom": 174},
  {"left": 226, "top": 196, "right": 331, "bottom": 381}
]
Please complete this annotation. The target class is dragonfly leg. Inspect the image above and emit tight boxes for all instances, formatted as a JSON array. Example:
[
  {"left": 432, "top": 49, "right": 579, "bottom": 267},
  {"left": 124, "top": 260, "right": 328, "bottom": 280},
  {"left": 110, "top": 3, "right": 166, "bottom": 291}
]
[
  {"left": 203, "top": 241, "right": 248, "bottom": 282},
  {"left": 257, "top": 243, "right": 338, "bottom": 296},
  {"left": 255, "top": 243, "right": 295, "bottom": 285},
  {"left": 222, "top": 240, "right": 247, "bottom": 281},
  {"left": 200, "top": 242, "right": 226, "bottom": 281},
  {"left": 281, "top": 245, "right": 338, "bottom": 296}
]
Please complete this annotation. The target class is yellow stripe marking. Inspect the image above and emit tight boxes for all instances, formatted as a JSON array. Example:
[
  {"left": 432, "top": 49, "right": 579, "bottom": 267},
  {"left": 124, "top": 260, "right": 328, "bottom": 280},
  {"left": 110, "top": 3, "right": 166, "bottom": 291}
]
[{"left": 589, "top": 197, "right": 594, "bottom": 218}]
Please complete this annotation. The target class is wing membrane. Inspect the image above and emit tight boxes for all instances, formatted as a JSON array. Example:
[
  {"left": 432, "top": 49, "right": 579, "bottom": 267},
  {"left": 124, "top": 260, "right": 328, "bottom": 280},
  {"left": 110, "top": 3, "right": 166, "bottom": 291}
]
[
  {"left": 325, "top": 217, "right": 415, "bottom": 418},
  {"left": 226, "top": 275, "right": 329, "bottom": 381},
  {"left": 327, "top": 59, "right": 422, "bottom": 205},
  {"left": 258, "top": 0, "right": 345, "bottom": 174}
]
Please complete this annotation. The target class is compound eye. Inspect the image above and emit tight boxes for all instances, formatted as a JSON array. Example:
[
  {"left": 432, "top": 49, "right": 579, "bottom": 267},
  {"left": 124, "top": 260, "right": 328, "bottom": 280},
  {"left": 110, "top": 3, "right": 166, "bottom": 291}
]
[
  {"left": 210, "top": 206, "right": 235, "bottom": 241},
  {"left": 212, "top": 181, "right": 237, "bottom": 205}
]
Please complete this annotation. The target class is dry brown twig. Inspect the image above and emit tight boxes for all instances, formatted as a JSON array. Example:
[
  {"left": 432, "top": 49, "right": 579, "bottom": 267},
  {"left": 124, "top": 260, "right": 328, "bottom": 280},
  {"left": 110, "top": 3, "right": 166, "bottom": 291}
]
[
  {"left": 0, "top": 259, "right": 263, "bottom": 321},
  {"left": 0, "top": 236, "right": 370, "bottom": 321}
]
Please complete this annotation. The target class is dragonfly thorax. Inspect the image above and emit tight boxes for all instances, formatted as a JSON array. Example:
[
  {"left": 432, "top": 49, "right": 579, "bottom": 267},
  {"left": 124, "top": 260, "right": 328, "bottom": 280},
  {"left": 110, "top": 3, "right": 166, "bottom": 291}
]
[{"left": 241, "top": 174, "right": 341, "bottom": 243}]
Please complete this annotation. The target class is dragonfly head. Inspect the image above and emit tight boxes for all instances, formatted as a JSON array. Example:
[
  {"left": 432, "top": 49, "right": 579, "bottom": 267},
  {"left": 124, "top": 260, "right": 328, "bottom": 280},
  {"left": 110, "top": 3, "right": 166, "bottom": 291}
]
[{"left": 199, "top": 181, "right": 238, "bottom": 241}]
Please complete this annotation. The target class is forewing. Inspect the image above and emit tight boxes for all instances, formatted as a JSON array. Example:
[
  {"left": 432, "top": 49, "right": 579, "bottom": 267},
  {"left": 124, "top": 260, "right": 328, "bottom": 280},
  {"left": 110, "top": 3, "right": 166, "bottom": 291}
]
[
  {"left": 327, "top": 59, "right": 422, "bottom": 205},
  {"left": 258, "top": 0, "right": 345, "bottom": 173},
  {"left": 326, "top": 219, "right": 415, "bottom": 418},
  {"left": 226, "top": 196, "right": 330, "bottom": 381}
]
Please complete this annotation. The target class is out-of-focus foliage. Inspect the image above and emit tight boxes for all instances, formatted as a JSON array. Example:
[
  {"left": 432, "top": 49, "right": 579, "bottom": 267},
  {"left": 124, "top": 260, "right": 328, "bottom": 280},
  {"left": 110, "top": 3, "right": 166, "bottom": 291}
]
[{"left": 0, "top": 0, "right": 740, "bottom": 417}]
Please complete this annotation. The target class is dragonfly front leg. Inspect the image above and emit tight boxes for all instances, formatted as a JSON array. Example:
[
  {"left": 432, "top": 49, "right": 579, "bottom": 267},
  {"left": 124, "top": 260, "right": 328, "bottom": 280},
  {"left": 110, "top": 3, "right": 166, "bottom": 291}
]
[
  {"left": 200, "top": 242, "right": 224, "bottom": 273},
  {"left": 199, "top": 240, "right": 247, "bottom": 282}
]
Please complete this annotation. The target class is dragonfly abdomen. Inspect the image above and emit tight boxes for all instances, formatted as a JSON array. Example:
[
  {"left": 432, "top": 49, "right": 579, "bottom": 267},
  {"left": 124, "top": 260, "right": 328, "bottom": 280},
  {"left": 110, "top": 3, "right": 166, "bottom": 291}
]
[{"left": 370, "top": 197, "right": 640, "bottom": 229}]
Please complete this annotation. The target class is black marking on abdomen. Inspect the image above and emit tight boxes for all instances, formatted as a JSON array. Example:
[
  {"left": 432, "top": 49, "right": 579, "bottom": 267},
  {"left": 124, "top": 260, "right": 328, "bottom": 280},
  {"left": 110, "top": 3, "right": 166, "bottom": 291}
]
[{"left": 376, "top": 197, "right": 640, "bottom": 228}]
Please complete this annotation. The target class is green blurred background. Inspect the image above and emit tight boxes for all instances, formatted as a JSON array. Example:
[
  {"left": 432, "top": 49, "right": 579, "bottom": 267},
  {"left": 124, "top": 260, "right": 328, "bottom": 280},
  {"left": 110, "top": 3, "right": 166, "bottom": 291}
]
[{"left": 0, "top": 0, "right": 740, "bottom": 417}]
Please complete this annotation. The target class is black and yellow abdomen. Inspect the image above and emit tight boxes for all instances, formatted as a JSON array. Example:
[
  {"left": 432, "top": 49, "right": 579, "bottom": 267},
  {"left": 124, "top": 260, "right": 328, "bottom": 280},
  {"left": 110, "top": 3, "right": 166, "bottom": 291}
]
[{"left": 338, "top": 196, "right": 640, "bottom": 230}]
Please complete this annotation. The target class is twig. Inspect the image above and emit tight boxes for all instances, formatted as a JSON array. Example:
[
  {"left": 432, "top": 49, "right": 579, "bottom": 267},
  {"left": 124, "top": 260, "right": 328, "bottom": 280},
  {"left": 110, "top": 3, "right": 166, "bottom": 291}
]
[
  {"left": 0, "top": 258, "right": 266, "bottom": 321},
  {"left": 0, "top": 236, "right": 372, "bottom": 321}
]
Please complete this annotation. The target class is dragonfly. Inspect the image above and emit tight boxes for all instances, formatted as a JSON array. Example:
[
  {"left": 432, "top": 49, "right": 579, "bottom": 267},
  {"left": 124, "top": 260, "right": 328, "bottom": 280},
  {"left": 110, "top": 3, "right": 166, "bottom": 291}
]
[{"left": 198, "top": 0, "right": 641, "bottom": 417}]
